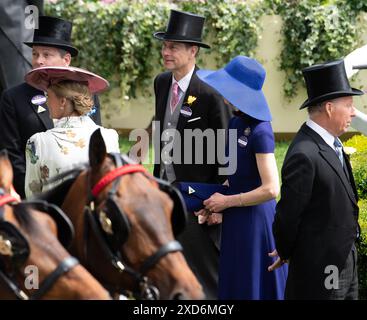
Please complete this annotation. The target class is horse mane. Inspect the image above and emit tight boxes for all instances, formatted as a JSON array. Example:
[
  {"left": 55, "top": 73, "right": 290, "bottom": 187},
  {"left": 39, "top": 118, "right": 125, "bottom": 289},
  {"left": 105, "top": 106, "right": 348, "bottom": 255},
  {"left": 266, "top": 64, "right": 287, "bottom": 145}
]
[{"left": 12, "top": 203, "right": 36, "bottom": 232}]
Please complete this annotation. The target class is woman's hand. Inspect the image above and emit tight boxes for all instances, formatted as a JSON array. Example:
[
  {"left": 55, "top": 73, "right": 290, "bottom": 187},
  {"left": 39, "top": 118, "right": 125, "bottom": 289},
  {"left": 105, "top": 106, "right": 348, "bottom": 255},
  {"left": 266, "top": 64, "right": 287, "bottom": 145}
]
[
  {"left": 194, "top": 209, "right": 222, "bottom": 225},
  {"left": 203, "top": 193, "right": 228, "bottom": 213},
  {"left": 194, "top": 208, "right": 210, "bottom": 224},
  {"left": 267, "top": 250, "right": 288, "bottom": 271},
  {"left": 207, "top": 212, "right": 223, "bottom": 225}
]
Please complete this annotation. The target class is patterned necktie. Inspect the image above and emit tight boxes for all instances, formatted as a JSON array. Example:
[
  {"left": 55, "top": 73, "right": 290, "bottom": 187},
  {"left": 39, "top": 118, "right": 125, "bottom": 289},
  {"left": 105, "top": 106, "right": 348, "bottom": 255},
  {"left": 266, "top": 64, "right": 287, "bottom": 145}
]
[
  {"left": 334, "top": 138, "right": 344, "bottom": 167},
  {"left": 170, "top": 82, "right": 179, "bottom": 114}
]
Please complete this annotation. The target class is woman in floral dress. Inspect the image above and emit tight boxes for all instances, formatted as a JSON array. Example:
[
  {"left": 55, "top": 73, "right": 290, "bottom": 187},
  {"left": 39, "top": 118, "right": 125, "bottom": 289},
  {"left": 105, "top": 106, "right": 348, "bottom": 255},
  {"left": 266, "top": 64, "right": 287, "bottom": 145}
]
[{"left": 24, "top": 66, "right": 119, "bottom": 198}]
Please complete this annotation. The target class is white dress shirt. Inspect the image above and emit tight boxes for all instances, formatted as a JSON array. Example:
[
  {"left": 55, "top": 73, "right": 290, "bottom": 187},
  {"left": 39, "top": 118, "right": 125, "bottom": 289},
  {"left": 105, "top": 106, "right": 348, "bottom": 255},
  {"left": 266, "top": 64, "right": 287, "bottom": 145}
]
[{"left": 306, "top": 119, "right": 341, "bottom": 151}]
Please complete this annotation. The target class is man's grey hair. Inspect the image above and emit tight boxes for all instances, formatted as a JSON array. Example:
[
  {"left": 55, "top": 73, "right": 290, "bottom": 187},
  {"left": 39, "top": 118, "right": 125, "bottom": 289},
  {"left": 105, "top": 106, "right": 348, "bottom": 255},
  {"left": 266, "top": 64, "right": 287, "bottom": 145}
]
[{"left": 307, "top": 101, "right": 329, "bottom": 115}]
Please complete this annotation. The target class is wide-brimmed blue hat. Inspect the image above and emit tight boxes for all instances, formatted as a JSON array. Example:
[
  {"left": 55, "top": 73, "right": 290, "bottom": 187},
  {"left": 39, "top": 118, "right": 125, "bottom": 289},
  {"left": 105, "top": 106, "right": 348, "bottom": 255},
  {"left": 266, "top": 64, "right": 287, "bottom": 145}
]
[{"left": 197, "top": 56, "right": 272, "bottom": 121}]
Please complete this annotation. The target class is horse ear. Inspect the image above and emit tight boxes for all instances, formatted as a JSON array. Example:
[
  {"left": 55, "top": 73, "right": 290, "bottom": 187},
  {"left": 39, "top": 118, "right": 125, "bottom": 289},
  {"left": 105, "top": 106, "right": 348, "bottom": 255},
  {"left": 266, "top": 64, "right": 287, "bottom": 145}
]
[
  {"left": 0, "top": 149, "right": 13, "bottom": 188},
  {"left": 89, "top": 129, "right": 107, "bottom": 168},
  {"left": 0, "top": 149, "right": 9, "bottom": 159},
  {"left": 0, "top": 149, "right": 11, "bottom": 168}
]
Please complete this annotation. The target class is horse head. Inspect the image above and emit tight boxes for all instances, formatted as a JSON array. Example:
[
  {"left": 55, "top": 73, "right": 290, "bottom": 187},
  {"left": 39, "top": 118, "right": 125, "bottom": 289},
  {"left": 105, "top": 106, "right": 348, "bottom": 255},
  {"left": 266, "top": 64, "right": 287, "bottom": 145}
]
[
  {"left": 0, "top": 149, "right": 110, "bottom": 299},
  {"left": 61, "top": 129, "right": 204, "bottom": 299}
]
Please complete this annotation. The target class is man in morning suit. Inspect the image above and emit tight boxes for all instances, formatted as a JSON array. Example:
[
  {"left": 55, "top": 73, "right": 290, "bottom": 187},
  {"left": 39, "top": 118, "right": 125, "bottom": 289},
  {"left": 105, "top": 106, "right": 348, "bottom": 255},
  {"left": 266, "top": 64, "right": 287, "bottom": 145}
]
[
  {"left": 273, "top": 60, "right": 361, "bottom": 299},
  {"left": 152, "top": 10, "right": 230, "bottom": 299},
  {"left": 0, "top": 16, "right": 101, "bottom": 199}
]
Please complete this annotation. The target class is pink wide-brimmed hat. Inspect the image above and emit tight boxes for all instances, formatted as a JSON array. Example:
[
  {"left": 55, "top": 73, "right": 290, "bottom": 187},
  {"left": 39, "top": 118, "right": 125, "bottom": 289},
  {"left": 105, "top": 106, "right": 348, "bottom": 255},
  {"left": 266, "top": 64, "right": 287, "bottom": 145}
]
[{"left": 25, "top": 66, "right": 109, "bottom": 94}]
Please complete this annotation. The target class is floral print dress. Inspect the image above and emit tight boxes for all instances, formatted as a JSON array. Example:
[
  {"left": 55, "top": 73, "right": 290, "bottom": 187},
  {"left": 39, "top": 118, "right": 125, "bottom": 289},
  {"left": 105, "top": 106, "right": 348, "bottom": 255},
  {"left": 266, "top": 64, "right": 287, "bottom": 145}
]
[{"left": 25, "top": 116, "right": 120, "bottom": 198}]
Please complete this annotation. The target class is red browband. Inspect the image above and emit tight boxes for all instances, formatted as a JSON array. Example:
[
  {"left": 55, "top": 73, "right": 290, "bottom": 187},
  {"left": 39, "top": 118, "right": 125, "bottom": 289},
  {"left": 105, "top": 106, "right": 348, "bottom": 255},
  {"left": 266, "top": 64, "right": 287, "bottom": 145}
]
[
  {"left": 0, "top": 195, "right": 19, "bottom": 207},
  {"left": 92, "top": 164, "right": 148, "bottom": 197}
]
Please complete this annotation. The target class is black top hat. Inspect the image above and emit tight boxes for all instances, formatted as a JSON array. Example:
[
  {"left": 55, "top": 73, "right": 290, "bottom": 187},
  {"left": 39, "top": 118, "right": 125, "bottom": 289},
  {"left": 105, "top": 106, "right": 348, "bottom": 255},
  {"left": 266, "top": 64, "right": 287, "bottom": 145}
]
[
  {"left": 24, "top": 16, "right": 78, "bottom": 57},
  {"left": 300, "top": 59, "right": 363, "bottom": 109},
  {"left": 153, "top": 10, "right": 210, "bottom": 49}
]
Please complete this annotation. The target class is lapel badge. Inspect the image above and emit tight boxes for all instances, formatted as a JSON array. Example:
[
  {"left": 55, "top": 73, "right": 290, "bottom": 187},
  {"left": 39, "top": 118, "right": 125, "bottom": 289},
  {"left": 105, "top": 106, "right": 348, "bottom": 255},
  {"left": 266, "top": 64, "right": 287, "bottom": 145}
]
[
  {"left": 180, "top": 95, "right": 197, "bottom": 118},
  {"left": 180, "top": 105, "right": 192, "bottom": 118},
  {"left": 238, "top": 136, "right": 248, "bottom": 148},
  {"left": 31, "top": 95, "right": 46, "bottom": 106},
  {"left": 244, "top": 127, "right": 251, "bottom": 136},
  {"left": 37, "top": 105, "right": 46, "bottom": 113}
]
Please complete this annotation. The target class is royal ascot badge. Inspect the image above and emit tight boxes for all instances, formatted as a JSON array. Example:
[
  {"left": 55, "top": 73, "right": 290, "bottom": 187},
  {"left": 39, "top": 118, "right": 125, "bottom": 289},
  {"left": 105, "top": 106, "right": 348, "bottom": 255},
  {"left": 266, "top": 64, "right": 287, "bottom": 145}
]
[
  {"left": 180, "top": 106, "right": 193, "bottom": 117},
  {"left": 180, "top": 95, "right": 197, "bottom": 118},
  {"left": 244, "top": 127, "right": 251, "bottom": 136},
  {"left": 31, "top": 95, "right": 46, "bottom": 106},
  {"left": 238, "top": 136, "right": 248, "bottom": 148}
]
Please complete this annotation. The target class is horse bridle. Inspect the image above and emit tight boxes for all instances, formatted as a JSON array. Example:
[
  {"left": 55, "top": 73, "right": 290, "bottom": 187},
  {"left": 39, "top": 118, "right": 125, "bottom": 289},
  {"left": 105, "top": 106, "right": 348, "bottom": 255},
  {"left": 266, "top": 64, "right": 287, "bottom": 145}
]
[
  {"left": 0, "top": 188, "right": 79, "bottom": 300},
  {"left": 84, "top": 153, "right": 183, "bottom": 300}
]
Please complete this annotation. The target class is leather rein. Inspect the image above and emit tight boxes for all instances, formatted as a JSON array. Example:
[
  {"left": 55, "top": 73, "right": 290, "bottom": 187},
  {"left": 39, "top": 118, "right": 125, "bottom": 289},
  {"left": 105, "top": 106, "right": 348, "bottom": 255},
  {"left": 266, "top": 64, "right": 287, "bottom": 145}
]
[
  {"left": 83, "top": 154, "right": 183, "bottom": 300},
  {"left": 0, "top": 188, "right": 79, "bottom": 300}
]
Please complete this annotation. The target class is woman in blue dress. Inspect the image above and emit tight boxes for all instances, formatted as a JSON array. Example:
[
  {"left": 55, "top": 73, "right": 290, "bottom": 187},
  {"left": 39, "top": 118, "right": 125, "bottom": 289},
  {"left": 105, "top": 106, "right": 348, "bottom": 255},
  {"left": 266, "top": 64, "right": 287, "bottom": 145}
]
[{"left": 196, "top": 56, "right": 288, "bottom": 300}]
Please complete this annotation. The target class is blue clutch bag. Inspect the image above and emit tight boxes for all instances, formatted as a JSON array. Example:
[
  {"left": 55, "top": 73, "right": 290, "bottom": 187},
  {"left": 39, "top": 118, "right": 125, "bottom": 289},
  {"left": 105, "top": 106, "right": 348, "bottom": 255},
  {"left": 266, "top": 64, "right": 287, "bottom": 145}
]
[{"left": 175, "top": 182, "right": 229, "bottom": 212}]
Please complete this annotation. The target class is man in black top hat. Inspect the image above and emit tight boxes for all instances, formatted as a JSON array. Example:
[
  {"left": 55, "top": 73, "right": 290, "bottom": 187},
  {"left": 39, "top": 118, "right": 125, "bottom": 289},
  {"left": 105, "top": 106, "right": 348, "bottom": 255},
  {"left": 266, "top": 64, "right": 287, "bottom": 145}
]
[
  {"left": 152, "top": 9, "right": 232, "bottom": 299},
  {"left": 0, "top": 16, "right": 101, "bottom": 198},
  {"left": 272, "top": 60, "right": 362, "bottom": 299}
]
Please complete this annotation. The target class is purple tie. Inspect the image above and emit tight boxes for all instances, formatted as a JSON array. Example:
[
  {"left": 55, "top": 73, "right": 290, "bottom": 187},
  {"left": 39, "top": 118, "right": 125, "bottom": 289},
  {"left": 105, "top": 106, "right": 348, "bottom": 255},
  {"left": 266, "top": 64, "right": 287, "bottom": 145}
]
[{"left": 170, "top": 82, "right": 179, "bottom": 114}]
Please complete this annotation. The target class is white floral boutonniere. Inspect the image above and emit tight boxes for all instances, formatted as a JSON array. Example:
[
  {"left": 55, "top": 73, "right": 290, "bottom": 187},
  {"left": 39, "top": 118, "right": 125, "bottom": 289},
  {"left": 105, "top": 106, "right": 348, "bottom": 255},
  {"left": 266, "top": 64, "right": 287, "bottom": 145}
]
[{"left": 344, "top": 146, "right": 357, "bottom": 156}]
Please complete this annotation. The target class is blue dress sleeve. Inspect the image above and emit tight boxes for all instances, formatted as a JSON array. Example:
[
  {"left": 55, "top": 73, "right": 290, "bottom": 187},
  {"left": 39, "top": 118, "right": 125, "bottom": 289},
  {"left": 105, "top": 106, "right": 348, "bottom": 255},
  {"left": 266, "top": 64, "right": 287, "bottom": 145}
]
[{"left": 251, "top": 121, "right": 275, "bottom": 153}]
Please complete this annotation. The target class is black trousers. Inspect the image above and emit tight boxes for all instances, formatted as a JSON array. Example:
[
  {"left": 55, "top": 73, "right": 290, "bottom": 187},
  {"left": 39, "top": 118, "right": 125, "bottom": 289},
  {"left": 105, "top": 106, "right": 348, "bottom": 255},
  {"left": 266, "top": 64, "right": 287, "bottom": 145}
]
[
  {"left": 329, "top": 244, "right": 358, "bottom": 300},
  {"left": 177, "top": 212, "right": 220, "bottom": 300}
]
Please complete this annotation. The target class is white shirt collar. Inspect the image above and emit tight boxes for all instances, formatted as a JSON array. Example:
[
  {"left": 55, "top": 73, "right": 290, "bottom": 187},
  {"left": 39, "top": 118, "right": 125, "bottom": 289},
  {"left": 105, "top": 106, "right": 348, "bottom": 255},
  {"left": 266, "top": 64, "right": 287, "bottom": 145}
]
[
  {"left": 172, "top": 65, "right": 195, "bottom": 93},
  {"left": 306, "top": 119, "right": 340, "bottom": 150}
]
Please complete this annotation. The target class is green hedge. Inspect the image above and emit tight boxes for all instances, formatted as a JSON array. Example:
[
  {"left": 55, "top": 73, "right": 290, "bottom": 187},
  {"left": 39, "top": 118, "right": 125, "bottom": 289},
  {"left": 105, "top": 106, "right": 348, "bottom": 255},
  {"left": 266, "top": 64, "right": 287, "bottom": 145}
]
[
  {"left": 345, "top": 134, "right": 367, "bottom": 299},
  {"left": 46, "top": 0, "right": 171, "bottom": 102},
  {"left": 45, "top": 0, "right": 367, "bottom": 104},
  {"left": 265, "top": 0, "right": 361, "bottom": 98}
]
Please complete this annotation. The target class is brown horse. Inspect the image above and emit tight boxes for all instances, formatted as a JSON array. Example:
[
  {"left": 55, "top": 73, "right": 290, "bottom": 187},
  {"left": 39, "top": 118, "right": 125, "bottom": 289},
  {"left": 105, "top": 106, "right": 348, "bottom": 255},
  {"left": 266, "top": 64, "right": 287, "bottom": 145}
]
[
  {"left": 54, "top": 129, "right": 204, "bottom": 299},
  {"left": 0, "top": 150, "right": 110, "bottom": 299}
]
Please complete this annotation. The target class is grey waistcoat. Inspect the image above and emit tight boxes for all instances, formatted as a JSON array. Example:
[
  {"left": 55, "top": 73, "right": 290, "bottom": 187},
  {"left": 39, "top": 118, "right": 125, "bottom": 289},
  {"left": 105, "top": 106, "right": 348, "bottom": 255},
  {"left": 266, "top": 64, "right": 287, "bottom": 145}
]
[{"left": 159, "top": 86, "right": 185, "bottom": 182}]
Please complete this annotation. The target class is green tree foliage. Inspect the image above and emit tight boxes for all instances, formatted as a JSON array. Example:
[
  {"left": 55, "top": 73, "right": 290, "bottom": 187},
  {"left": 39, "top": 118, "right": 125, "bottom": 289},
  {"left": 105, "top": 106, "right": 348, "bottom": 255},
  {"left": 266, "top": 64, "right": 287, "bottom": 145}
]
[{"left": 265, "top": 0, "right": 362, "bottom": 97}]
